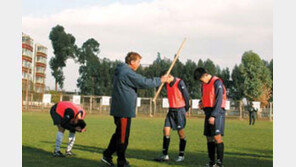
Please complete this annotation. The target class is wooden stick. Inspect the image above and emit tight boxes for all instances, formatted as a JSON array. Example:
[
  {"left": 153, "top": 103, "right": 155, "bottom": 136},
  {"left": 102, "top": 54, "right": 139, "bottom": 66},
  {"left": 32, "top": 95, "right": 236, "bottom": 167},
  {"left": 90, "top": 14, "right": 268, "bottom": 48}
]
[{"left": 152, "top": 38, "right": 187, "bottom": 103}]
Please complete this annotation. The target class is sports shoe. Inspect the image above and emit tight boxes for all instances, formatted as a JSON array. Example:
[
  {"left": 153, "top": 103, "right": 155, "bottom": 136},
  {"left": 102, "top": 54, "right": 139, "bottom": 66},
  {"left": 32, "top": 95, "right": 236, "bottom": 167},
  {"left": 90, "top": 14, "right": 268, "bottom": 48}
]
[
  {"left": 204, "top": 162, "right": 216, "bottom": 167},
  {"left": 65, "top": 150, "right": 76, "bottom": 156},
  {"left": 154, "top": 155, "right": 169, "bottom": 162},
  {"left": 101, "top": 155, "right": 115, "bottom": 166},
  {"left": 175, "top": 156, "right": 185, "bottom": 162},
  {"left": 215, "top": 160, "right": 224, "bottom": 167},
  {"left": 117, "top": 160, "right": 130, "bottom": 167},
  {"left": 53, "top": 150, "right": 65, "bottom": 157}
]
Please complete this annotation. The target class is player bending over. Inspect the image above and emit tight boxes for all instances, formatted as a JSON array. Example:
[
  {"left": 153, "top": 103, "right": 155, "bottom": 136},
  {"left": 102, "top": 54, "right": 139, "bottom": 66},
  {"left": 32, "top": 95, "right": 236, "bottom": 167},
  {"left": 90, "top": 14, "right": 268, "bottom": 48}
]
[{"left": 50, "top": 101, "right": 86, "bottom": 157}]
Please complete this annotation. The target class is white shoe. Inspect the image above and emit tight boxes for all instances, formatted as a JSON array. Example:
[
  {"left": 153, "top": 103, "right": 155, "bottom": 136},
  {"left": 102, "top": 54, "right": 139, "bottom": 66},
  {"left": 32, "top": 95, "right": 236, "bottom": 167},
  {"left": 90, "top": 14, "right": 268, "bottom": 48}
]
[
  {"left": 175, "top": 156, "right": 185, "bottom": 162},
  {"left": 154, "top": 155, "right": 169, "bottom": 162}
]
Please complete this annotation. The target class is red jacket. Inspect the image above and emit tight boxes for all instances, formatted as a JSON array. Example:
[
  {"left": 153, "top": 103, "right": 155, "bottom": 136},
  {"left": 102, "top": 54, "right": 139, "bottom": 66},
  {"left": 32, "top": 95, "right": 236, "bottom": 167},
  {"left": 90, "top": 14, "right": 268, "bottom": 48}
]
[
  {"left": 166, "top": 78, "right": 186, "bottom": 108},
  {"left": 56, "top": 101, "right": 85, "bottom": 119},
  {"left": 202, "top": 76, "right": 227, "bottom": 108}
]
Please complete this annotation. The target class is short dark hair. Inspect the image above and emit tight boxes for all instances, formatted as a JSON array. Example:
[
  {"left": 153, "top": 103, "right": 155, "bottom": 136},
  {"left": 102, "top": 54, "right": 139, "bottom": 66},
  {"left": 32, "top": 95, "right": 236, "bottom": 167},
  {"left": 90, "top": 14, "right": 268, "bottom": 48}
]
[
  {"left": 125, "top": 52, "right": 142, "bottom": 64},
  {"left": 76, "top": 120, "right": 86, "bottom": 129},
  {"left": 194, "top": 67, "right": 208, "bottom": 80},
  {"left": 160, "top": 70, "right": 168, "bottom": 76}
]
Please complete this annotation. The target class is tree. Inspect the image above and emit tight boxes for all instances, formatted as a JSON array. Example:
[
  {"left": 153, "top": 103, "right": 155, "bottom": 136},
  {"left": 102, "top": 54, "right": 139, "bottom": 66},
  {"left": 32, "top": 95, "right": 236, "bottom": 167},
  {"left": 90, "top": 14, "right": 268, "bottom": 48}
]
[
  {"left": 182, "top": 60, "right": 199, "bottom": 98},
  {"left": 240, "top": 51, "right": 272, "bottom": 106},
  {"left": 268, "top": 59, "right": 273, "bottom": 101},
  {"left": 76, "top": 38, "right": 101, "bottom": 95},
  {"left": 218, "top": 67, "right": 231, "bottom": 89},
  {"left": 204, "top": 59, "right": 216, "bottom": 75},
  {"left": 49, "top": 25, "right": 76, "bottom": 91},
  {"left": 197, "top": 59, "right": 204, "bottom": 68},
  {"left": 231, "top": 64, "right": 245, "bottom": 100}
]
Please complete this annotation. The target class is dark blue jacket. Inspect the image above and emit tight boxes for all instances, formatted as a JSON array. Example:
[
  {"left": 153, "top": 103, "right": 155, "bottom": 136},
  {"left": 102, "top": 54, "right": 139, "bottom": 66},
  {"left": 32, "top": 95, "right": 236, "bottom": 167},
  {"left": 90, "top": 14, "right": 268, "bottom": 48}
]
[{"left": 110, "top": 63, "right": 161, "bottom": 118}]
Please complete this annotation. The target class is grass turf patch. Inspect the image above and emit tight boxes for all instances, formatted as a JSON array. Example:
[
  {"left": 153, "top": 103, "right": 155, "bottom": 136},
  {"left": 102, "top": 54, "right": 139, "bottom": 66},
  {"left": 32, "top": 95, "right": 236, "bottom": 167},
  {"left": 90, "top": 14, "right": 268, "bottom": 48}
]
[{"left": 23, "top": 112, "right": 272, "bottom": 167}]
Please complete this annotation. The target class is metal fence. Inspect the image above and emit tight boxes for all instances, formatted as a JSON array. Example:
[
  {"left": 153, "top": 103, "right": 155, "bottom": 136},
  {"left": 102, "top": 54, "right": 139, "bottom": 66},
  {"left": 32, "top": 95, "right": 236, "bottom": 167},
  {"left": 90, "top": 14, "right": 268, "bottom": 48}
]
[{"left": 22, "top": 93, "right": 273, "bottom": 120}]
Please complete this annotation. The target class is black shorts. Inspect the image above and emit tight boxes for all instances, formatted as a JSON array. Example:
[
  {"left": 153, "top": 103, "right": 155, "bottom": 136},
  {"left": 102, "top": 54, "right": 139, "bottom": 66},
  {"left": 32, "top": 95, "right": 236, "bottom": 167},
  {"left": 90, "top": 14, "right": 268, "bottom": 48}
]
[
  {"left": 164, "top": 108, "right": 186, "bottom": 130},
  {"left": 204, "top": 112, "right": 225, "bottom": 137},
  {"left": 50, "top": 104, "right": 62, "bottom": 125}
]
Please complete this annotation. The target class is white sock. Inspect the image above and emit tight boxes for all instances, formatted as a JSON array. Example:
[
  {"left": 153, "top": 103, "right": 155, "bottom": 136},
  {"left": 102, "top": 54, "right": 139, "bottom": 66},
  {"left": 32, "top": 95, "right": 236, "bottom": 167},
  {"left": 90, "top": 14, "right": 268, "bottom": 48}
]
[
  {"left": 55, "top": 131, "right": 64, "bottom": 152},
  {"left": 66, "top": 132, "right": 76, "bottom": 152}
]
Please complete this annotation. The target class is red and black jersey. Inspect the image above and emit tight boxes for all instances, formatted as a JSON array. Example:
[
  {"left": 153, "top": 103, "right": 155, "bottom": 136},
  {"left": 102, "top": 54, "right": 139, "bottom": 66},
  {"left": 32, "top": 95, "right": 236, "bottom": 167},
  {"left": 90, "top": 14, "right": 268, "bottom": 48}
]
[
  {"left": 202, "top": 76, "right": 227, "bottom": 117},
  {"left": 166, "top": 78, "right": 190, "bottom": 111}
]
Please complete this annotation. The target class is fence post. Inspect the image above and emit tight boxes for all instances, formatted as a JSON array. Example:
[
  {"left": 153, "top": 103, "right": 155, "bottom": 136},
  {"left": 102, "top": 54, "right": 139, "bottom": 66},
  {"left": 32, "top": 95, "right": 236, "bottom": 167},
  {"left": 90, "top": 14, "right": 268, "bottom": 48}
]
[
  {"left": 89, "top": 96, "right": 93, "bottom": 114},
  {"left": 239, "top": 101, "right": 243, "bottom": 120},
  {"left": 59, "top": 94, "right": 63, "bottom": 101},
  {"left": 269, "top": 102, "right": 273, "bottom": 121},
  {"left": 188, "top": 100, "right": 192, "bottom": 117},
  {"left": 149, "top": 98, "right": 152, "bottom": 117},
  {"left": 99, "top": 97, "right": 102, "bottom": 114},
  {"left": 153, "top": 100, "right": 157, "bottom": 117},
  {"left": 31, "top": 93, "right": 33, "bottom": 110}
]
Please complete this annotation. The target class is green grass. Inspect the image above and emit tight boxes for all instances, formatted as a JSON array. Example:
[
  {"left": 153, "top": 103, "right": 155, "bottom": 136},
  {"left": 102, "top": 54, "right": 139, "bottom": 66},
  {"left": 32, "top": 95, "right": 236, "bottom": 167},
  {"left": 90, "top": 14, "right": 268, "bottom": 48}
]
[{"left": 23, "top": 112, "right": 273, "bottom": 167}]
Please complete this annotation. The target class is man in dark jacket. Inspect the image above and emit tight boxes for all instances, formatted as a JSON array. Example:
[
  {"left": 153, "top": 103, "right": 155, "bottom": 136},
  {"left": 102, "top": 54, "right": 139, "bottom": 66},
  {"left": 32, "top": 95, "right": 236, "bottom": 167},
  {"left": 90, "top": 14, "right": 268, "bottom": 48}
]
[
  {"left": 248, "top": 102, "right": 258, "bottom": 125},
  {"left": 101, "top": 52, "right": 170, "bottom": 167}
]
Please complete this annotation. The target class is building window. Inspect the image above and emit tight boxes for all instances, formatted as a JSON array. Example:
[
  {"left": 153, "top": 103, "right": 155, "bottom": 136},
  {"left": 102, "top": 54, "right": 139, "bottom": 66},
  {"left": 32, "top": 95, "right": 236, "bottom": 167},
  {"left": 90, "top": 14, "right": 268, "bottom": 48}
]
[
  {"left": 37, "top": 46, "right": 47, "bottom": 54},
  {"left": 22, "top": 37, "right": 33, "bottom": 46},
  {"left": 36, "top": 76, "right": 44, "bottom": 84},
  {"left": 22, "top": 72, "right": 26, "bottom": 78},
  {"left": 22, "top": 48, "right": 33, "bottom": 58},
  {"left": 22, "top": 60, "right": 31, "bottom": 68},
  {"left": 37, "top": 56, "right": 46, "bottom": 64},
  {"left": 36, "top": 66, "right": 45, "bottom": 73}
]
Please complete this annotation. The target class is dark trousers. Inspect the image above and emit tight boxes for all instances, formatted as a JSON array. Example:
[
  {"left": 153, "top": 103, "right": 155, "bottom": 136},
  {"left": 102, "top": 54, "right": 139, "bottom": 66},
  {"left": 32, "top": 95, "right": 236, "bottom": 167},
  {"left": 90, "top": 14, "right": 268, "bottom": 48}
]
[
  {"left": 103, "top": 117, "right": 131, "bottom": 163},
  {"left": 249, "top": 112, "right": 256, "bottom": 125}
]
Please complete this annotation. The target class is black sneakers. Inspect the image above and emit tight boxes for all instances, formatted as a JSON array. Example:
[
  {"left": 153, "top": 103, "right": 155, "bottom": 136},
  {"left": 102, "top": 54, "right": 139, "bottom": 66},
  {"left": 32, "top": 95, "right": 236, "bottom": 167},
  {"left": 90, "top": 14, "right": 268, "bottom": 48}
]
[
  {"left": 53, "top": 150, "right": 65, "bottom": 157},
  {"left": 117, "top": 160, "right": 130, "bottom": 167},
  {"left": 101, "top": 155, "right": 115, "bottom": 166}
]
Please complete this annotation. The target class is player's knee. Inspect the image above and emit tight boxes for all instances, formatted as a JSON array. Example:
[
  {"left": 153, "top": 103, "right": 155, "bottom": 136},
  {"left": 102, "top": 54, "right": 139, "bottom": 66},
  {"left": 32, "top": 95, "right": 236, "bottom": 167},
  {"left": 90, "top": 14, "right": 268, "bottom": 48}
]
[
  {"left": 178, "top": 129, "right": 185, "bottom": 139},
  {"left": 214, "top": 135, "right": 223, "bottom": 143},
  {"left": 163, "top": 127, "right": 170, "bottom": 136}
]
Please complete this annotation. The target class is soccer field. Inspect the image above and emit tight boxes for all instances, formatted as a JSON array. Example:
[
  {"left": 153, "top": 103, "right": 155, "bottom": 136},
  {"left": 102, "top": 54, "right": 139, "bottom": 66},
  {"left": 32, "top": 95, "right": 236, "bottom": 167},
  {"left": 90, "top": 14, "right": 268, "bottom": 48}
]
[{"left": 22, "top": 112, "right": 273, "bottom": 167}]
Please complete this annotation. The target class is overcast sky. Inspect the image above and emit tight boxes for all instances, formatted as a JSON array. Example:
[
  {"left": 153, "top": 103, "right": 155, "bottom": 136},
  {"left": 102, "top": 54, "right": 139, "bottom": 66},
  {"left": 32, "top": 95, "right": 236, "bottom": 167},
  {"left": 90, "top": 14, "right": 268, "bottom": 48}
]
[{"left": 22, "top": 0, "right": 273, "bottom": 92}]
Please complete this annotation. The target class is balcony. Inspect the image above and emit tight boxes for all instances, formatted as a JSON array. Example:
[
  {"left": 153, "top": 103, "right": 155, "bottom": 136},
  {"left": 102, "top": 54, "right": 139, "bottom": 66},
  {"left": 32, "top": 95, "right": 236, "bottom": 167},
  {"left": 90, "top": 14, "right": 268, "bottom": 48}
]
[
  {"left": 22, "top": 44, "right": 33, "bottom": 52},
  {"left": 36, "top": 52, "right": 47, "bottom": 58},
  {"left": 22, "top": 56, "right": 32, "bottom": 62},
  {"left": 36, "top": 62, "right": 46, "bottom": 68},
  {"left": 22, "top": 67, "right": 32, "bottom": 73},
  {"left": 35, "top": 72, "right": 45, "bottom": 77}
]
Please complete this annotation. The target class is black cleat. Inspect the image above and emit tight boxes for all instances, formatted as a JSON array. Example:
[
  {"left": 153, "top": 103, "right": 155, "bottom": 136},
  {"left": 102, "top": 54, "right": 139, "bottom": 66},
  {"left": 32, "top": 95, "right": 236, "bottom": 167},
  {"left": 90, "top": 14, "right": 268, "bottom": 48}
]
[
  {"left": 117, "top": 160, "right": 130, "bottom": 167},
  {"left": 101, "top": 155, "right": 115, "bottom": 166},
  {"left": 154, "top": 155, "right": 169, "bottom": 162},
  {"left": 204, "top": 162, "right": 216, "bottom": 167},
  {"left": 53, "top": 150, "right": 65, "bottom": 157}
]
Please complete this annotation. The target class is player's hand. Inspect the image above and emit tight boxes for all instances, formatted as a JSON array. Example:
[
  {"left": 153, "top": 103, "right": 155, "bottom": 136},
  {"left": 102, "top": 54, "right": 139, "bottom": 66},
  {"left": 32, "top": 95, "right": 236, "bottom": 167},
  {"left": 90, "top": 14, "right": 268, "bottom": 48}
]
[
  {"left": 81, "top": 128, "right": 86, "bottom": 132},
  {"left": 75, "top": 127, "right": 82, "bottom": 132},
  {"left": 161, "top": 75, "right": 169, "bottom": 83},
  {"left": 209, "top": 117, "right": 215, "bottom": 125},
  {"left": 167, "top": 75, "right": 174, "bottom": 83}
]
